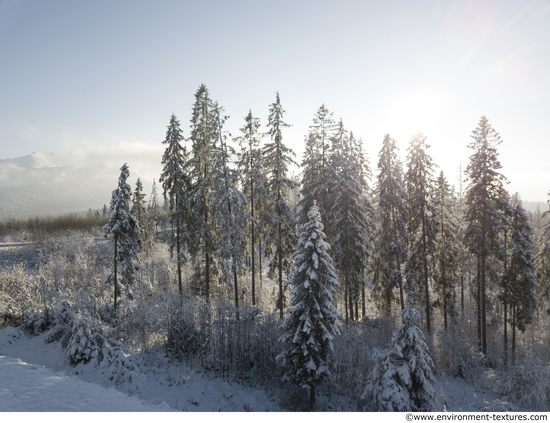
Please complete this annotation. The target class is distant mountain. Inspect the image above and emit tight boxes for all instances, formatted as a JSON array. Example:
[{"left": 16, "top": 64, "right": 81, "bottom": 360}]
[
  {"left": 0, "top": 152, "right": 113, "bottom": 219},
  {"left": 0, "top": 152, "right": 69, "bottom": 169}
]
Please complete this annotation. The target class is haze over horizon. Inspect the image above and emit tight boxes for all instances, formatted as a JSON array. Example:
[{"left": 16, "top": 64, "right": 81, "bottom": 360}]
[{"left": 1, "top": 0, "right": 549, "bottom": 203}]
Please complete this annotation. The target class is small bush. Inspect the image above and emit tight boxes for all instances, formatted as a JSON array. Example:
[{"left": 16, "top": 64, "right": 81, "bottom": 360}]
[
  {"left": 496, "top": 359, "right": 550, "bottom": 410},
  {"left": 67, "top": 310, "right": 102, "bottom": 365}
]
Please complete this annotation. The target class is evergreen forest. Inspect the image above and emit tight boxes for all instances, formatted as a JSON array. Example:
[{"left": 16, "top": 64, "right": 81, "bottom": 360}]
[{"left": 2, "top": 84, "right": 550, "bottom": 412}]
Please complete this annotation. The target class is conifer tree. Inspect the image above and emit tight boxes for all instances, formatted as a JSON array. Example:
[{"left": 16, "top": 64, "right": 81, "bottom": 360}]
[
  {"left": 148, "top": 178, "right": 161, "bottom": 236},
  {"left": 332, "top": 130, "right": 373, "bottom": 324},
  {"left": 210, "top": 110, "right": 247, "bottom": 317},
  {"left": 464, "top": 116, "right": 509, "bottom": 355},
  {"left": 159, "top": 113, "right": 189, "bottom": 297},
  {"left": 405, "top": 133, "right": 437, "bottom": 333},
  {"left": 536, "top": 190, "right": 550, "bottom": 315},
  {"left": 374, "top": 134, "right": 408, "bottom": 315},
  {"left": 235, "top": 110, "right": 266, "bottom": 306},
  {"left": 103, "top": 163, "right": 143, "bottom": 322},
  {"left": 298, "top": 105, "right": 337, "bottom": 241},
  {"left": 433, "top": 171, "right": 459, "bottom": 330},
  {"left": 131, "top": 178, "right": 146, "bottom": 224},
  {"left": 501, "top": 195, "right": 538, "bottom": 363},
  {"left": 278, "top": 201, "right": 341, "bottom": 410},
  {"left": 187, "top": 84, "right": 220, "bottom": 300},
  {"left": 263, "top": 92, "right": 299, "bottom": 318},
  {"left": 363, "top": 296, "right": 437, "bottom": 411}
]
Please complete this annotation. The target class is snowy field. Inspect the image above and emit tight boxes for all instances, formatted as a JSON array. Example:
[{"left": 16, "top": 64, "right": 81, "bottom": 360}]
[
  {"left": 0, "top": 326, "right": 279, "bottom": 412},
  {"left": 0, "top": 325, "right": 524, "bottom": 413}
]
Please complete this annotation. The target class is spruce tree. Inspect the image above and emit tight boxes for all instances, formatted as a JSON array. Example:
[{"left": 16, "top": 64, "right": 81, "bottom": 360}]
[
  {"left": 148, "top": 178, "right": 161, "bottom": 237},
  {"left": 235, "top": 110, "right": 266, "bottom": 306},
  {"left": 501, "top": 195, "right": 538, "bottom": 363},
  {"left": 363, "top": 297, "right": 437, "bottom": 411},
  {"left": 159, "top": 113, "right": 189, "bottom": 297},
  {"left": 374, "top": 134, "right": 408, "bottom": 315},
  {"left": 278, "top": 201, "right": 341, "bottom": 410},
  {"left": 187, "top": 84, "right": 220, "bottom": 300},
  {"left": 103, "top": 163, "right": 143, "bottom": 322},
  {"left": 263, "top": 92, "right": 299, "bottom": 318},
  {"left": 297, "top": 105, "right": 337, "bottom": 241},
  {"left": 433, "top": 171, "right": 459, "bottom": 330},
  {"left": 405, "top": 133, "right": 437, "bottom": 333},
  {"left": 464, "top": 116, "right": 509, "bottom": 355},
  {"left": 332, "top": 130, "right": 372, "bottom": 324},
  {"left": 131, "top": 178, "right": 146, "bottom": 224},
  {"left": 210, "top": 110, "right": 247, "bottom": 318},
  {"left": 536, "top": 190, "right": 550, "bottom": 315}
]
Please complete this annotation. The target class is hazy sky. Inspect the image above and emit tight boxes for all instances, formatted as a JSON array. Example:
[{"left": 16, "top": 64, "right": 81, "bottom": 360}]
[{"left": 1, "top": 0, "right": 549, "bottom": 201}]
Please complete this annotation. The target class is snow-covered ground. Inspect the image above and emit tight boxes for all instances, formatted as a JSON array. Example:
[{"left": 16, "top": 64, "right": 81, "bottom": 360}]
[
  {"left": 0, "top": 325, "right": 522, "bottom": 413},
  {"left": 0, "top": 326, "right": 280, "bottom": 412}
]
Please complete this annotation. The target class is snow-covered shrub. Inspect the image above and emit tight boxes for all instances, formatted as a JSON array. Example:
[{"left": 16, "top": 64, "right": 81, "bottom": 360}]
[
  {"left": 0, "top": 262, "right": 35, "bottom": 325},
  {"left": 0, "top": 291, "right": 21, "bottom": 328},
  {"left": 165, "top": 301, "right": 201, "bottom": 360},
  {"left": 436, "top": 324, "right": 483, "bottom": 380},
  {"left": 44, "top": 300, "right": 75, "bottom": 347},
  {"left": 362, "top": 347, "right": 412, "bottom": 411},
  {"left": 99, "top": 337, "right": 145, "bottom": 386},
  {"left": 496, "top": 359, "right": 550, "bottom": 410},
  {"left": 67, "top": 310, "right": 102, "bottom": 365},
  {"left": 21, "top": 309, "right": 50, "bottom": 335},
  {"left": 363, "top": 303, "right": 437, "bottom": 412}
]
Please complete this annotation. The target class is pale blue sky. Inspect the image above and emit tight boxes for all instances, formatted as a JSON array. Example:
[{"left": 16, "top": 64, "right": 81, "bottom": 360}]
[{"left": 1, "top": 0, "right": 549, "bottom": 201}]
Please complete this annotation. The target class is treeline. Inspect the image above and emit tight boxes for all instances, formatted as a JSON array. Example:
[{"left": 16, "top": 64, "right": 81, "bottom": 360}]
[
  {"left": 104, "top": 84, "right": 550, "bottom": 371},
  {"left": 0, "top": 212, "right": 110, "bottom": 239}
]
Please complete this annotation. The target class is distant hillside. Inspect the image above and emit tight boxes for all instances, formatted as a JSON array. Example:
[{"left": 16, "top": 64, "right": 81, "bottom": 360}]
[
  {"left": 0, "top": 152, "right": 69, "bottom": 169},
  {"left": 0, "top": 152, "right": 113, "bottom": 218}
]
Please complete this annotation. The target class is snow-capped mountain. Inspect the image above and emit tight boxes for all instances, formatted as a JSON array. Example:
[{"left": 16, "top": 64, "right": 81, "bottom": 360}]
[
  {"left": 0, "top": 152, "right": 113, "bottom": 218},
  {"left": 0, "top": 152, "right": 69, "bottom": 169}
]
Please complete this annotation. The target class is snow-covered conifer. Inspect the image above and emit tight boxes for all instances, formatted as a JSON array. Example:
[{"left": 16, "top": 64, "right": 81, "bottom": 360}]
[
  {"left": 501, "top": 195, "right": 538, "bottom": 362},
  {"left": 433, "top": 171, "right": 460, "bottom": 330},
  {"left": 332, "top": 130, "right": 373, "bottom": 323},
  {"left": 103, "top": 163, "right": 143, "bottom": 321},
  {"left": 364, "top": 297, "right": 437, "bottom": 411},
  {"left": 374, "top": 134, "right": 408, "bottom": 315},
  {"left": 298, "top": 105, "right": 337, "bottom": 241},
  {"left": 235, "top": 110, "right": 266, "bottom": 306},
  {"left": 131, "top": 178, "right": 146, "bottom": 225},
  {"left": 209, "top": 110, "right": 247, "bottom": 317},
  {"left": 536, "top": 190, "right": 550, "bottom": 315},
  {"left": 263, "top": 92, "right": 299, "bottom": 318},
  {"left": 464, "top": 115, "right": 509, "bottom": 355},
  {"left": 278, "top": 201, "right": 341, "bottom": 410},
  {"left": 159, "top": 113, "right": 189, "bottom": 296},
  {"left": 405, "top": 133, "right": 437, "bottom": 333},
  {"left": 187, "top": 84, "right": 220, "bottom": 300}
]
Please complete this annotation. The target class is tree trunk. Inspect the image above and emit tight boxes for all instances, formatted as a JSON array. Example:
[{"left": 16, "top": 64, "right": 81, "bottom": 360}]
[
  {"left": 503, "top": 230, "right": 508, "bottom": 366},
  {"left": 396, "top": 253, "right": 405, "bottom": 312},
  {"left": 259, "top": 239, "right": 263, "bottom": 303},
  {"left": 512, "top": 305, "right": 516, "bottom": 365},
  {"left": 278, "top": 220, "right": 283, "bottom": 320},
  {"left": 361, "top": 269, "right": 366, "bottom": 319},
  {"left": 113, "top": 232, "right": 118, "bottom": 324},
  {"left": 422, "top": 215, "right": 431, "bottom": 334},
  {"left": 481, "top": 254, "right": 487, "bottom": 355},
  {"left": 504, "top": 302, "right": 508, "bottom": 367},
  {"left": 176, "top": 217, "right": 182, "bottom": 297},
  {"left": 461, "top": 274, "right": 464, "bottom": 319},
  {"left": 344, "top": 270, "right": 349, "bottom": 328},
  {"left": 251, "top": 178, "right": 256, "bottom": 306},
  {"left": 234, "top": 263, "right": 239, "bottom": 320},
  {"left": 477, "top": 256, "right": 482, "bottom": 350}
]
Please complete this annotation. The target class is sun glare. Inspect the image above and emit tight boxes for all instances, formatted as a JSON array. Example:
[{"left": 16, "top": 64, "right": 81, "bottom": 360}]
[{"left": 386, "top": 88, "right": 448, "bottom": 143}]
